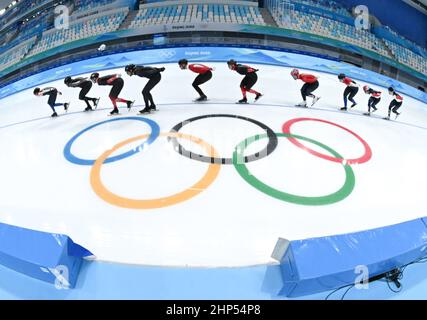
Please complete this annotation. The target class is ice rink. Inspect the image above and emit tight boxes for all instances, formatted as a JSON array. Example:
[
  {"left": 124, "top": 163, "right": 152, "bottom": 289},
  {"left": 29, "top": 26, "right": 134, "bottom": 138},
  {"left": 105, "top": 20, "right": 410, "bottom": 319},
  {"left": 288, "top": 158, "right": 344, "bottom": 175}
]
[{"left": 1, "top": 62, "right": 427, "bottom": 267}]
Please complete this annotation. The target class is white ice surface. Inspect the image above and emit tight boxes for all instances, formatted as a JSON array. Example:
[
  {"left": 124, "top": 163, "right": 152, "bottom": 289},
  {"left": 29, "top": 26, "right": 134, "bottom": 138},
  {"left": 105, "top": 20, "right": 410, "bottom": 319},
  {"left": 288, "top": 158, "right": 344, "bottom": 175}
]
[{"left": 0, "top": 63, "right": 426, "bottom": 267}]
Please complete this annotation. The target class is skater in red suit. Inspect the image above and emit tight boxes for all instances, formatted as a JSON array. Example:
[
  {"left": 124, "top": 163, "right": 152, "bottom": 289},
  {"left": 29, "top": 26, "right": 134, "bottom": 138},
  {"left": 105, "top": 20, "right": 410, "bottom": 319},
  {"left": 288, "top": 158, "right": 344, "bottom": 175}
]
[
  {"left": 291, "top": 69, "right": 320, "bottom": 107},
  {"left": 227, "top": 59, "right": 263, "bottom": 104},
  {"left": 178, "top": 59, "right": 213, "bottom": 102},
  {"left": 90, "top": 73, "right": 134, "bottom": 115},
  {"left": 387, "top": 87, "right": 403, "bottom": 120},
  {"left": 338, "top": 73, "right": 359, "bottom": 111},
  {"left": 362, "top": 85, "right": 382, "bottom": 115}
]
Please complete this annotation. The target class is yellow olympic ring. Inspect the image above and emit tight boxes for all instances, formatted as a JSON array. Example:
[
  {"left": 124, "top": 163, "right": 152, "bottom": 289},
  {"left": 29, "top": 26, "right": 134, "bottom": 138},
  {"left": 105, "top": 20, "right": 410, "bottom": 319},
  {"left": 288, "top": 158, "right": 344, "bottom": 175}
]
[{"left": 90, "top": 132, "right": 221, "bottom": 209}]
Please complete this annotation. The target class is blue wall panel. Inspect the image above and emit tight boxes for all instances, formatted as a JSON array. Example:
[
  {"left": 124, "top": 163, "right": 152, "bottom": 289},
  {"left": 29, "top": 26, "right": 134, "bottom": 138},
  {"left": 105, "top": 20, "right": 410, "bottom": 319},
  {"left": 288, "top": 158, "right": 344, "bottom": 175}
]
[{"left": 276, "top": 217, "right": 427, "bottom": 297}]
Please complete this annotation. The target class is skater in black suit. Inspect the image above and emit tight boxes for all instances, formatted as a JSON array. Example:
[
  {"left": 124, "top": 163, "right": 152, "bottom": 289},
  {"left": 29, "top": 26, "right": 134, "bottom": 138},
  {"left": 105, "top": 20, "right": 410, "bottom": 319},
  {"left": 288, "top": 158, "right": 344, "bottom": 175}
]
[
  {"left": 64, "top": 76, "right": 99, "bottom": 112},
  {"left": 125, "top": 64, "right": 165, "bottom": 114}
]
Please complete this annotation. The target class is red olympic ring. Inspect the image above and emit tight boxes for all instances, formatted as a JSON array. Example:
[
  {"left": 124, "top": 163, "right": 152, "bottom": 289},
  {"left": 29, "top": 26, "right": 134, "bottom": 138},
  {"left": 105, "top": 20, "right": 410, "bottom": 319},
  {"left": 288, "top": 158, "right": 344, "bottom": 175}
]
[{"left": 282, "top": 118, "right": 372, "bottom": 165}]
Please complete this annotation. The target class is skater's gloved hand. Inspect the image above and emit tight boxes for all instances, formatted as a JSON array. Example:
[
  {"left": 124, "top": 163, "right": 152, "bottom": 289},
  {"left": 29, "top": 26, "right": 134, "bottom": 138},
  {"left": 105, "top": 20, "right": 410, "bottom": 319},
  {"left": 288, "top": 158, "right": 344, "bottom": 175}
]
[
  {"left": 58, "top": 92, "right": 62, "bottom": 95},
  {"left": 159, "top": 67, "right": 165, "bottom": 72},
  {"left": 210, "top": 67, "right": 216, "bottom": 71}
]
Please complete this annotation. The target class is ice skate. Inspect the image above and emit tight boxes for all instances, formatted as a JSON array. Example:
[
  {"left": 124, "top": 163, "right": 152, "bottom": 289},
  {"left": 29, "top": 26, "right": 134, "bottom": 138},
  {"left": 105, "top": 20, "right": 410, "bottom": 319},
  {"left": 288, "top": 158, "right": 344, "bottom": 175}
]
[
  {"left": 127, "top": 100, "right": 135, "bottom": 111},
  {"left": 254, "top": 93, "right": 263, "bottom": 102},
  {"left": 311, "top": 96, "right": 320, "bottom": 106},
  {"left": 109, "top": 108, "right": 119, "bottom": 116},
  {"left": 237, "top": 97, "right": 248, "bottom": 104},
  {"left": 194, "top": 95, "right": 208, "bottom": 102},
  {"left": 94, "top": 98, "right": 100, "bottom": 109},
  {"left": 138, "top": 107, "right": 151, "bottom": 115},
  {"left": 295, "top": 101, "right": 308, "bottom": 108}
]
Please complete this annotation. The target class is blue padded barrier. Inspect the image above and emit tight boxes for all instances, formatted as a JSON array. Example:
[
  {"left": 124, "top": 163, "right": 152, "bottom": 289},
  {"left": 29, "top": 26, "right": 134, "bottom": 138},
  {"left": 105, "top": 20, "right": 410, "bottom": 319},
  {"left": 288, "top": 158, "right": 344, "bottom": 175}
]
[
  {"left": 0, "top": 222, "right": 93, "bottom": 288},
  {"left": 272, "top": 217, "right": 427, "bottom": 297}
]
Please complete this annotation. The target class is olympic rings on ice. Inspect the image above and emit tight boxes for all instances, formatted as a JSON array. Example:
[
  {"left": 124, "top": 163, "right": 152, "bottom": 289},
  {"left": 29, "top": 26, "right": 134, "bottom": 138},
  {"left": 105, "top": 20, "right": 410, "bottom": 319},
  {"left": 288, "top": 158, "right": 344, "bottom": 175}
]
[
  {"left": 233, "top": 133, "right": 356, "bottom": 206},
  {"left": 282, "top": 118, "right": 372, "bottom": 165},
  {"left": 64, "top": 115, "right": 372, "bottom": 208},
  {"left": 90, "top": 132, "right": 221, "bottom": 209},
  {"left": 169, "top": 114, "right": 278, "bottom": 165},
  {"left": 64, "top": 117, "right": 160, "bottom": 166}
]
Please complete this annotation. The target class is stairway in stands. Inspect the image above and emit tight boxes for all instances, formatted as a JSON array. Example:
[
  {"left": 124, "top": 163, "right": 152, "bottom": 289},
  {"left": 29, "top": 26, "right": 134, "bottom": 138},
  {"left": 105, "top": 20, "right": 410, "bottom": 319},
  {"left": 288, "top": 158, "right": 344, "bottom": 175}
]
[
  {"left": 118, "top": 9, "right": 139, "bottom": 30},
  {"left": 260, "top": 7, "right": 278, "bottom": 27}
]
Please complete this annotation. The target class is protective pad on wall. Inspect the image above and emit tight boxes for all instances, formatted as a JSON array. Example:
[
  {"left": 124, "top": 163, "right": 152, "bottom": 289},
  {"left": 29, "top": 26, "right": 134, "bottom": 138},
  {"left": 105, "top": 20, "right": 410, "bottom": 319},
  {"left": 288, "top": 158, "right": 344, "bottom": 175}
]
[
  {"left": 0, "top": 222, "right": 93, "bottom": 288},
  {"left": 273, "top": 217, "right": 427, "bottom": 297}
]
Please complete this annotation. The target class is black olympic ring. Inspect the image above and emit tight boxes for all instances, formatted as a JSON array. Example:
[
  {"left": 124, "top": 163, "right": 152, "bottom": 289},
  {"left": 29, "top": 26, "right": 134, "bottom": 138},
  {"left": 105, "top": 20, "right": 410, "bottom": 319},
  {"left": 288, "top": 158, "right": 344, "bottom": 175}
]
[{"left": 169, "top": 114, "right": 278, "bottom": 164}]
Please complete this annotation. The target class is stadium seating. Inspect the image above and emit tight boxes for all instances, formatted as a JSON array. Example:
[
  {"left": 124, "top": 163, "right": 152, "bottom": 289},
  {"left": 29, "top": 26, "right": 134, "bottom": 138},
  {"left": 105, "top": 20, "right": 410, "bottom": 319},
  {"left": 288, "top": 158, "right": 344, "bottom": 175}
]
[
  {"left": 0, "top": 0, "right": 425, "bottom": 77},
  {"left": 291, "top": 0, "right": 352, "bottom": 17},
  {"left": 0, "top": 37, "right": 37, "bottom": 72},
  {"left": 384, "top": 39, "right": 427, "bottom": 75},
  {"left": 27, "top": 8, "right": 128, "bottom": 57},
  {"left": 0, "top": 0, "right": 51, "bottom": 29},
  {"left": 17, "top": 15, "right": 52, "bottom": 43},
  {"left": 266, "top": 0, "right": 427, "bottom": 74},
  {"left": 72, "top": 0, "right": 117, "bottom": 15},
  {"left": 129, "top": 3, "right": 266, "bottom": 27},
  {"left": 273, "top": 10, "right": 391, "bottom": 58}
]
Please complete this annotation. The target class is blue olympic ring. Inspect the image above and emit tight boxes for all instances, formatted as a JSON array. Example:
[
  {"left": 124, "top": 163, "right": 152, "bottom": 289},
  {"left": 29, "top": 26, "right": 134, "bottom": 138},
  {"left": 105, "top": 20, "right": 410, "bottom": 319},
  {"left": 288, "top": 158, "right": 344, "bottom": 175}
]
[{"left": 63, "top": 117, "right": 160, "bottom": 166}]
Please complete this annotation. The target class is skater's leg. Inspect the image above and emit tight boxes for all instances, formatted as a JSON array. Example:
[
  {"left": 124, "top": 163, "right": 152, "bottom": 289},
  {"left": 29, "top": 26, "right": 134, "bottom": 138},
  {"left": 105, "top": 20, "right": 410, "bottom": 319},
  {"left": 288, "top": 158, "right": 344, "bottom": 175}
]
[
  {"left": 110, "top": 78, "right": 127, "bottom": 104},
  {"left": 392, "top": 101, "right": 402, "bottom": 114},
  {"left": 306, "top": 81, "right": 319, "bottom": 99},
  {"left": 245, "top": 73, "right": 259, "bottom": 95},
  {"left": 240, "top": 75, "right": 249, "bottom": 97},
  {"left": 142, "top": 77, "right": 158, "bottom": 107},
  {"left": 348, "top": 87, "right": 358, "bottom": 107},
  {"left": 47, "top": 90, "right": 63, "bottom": 114},
  {"left": 48, "top": 102, "right": 56, "bottom": 112},
  {"left": 343, "top": 87, "right": 351, "bottom": 109},
  {"left": 142, "top": 86, "right": 151, "bottom": 108},
  {"left": 247, "top": 88, "right": 260, "bottom": 95},
  {"left": 148, "top": 92, "right": 155, "bottom": 106},
  {"left": 81, "top": 95, "right": 92, "bottom": 109},
  {"left": 110, "top": 96, "right": 118, "bottom": 110},
  {"left": 388, "top": 101, "right": 396, "bottom": 117},
  {"left": 372, "top": 97, "right": 380, "bottom": 112},
  {"left": 301, "top": 83, "right": 309, "bottom": 101},
  {"left": 368, "top": 97, "right": 374, "bottom": 113},
  {"left": 79, "top": 85, "right": 92, "bottom": 109},
  {"left": 192, "top": 71, "right": 212, "bottom": 97},
  {"left": 47, "top": 91, "right": 58, "bottom": 109},
  {"left": 192, "top": 83, "right": 205, "bottom": 97},
  {"left": 240, "top": 87, "right": 247, "bottom": 98}
]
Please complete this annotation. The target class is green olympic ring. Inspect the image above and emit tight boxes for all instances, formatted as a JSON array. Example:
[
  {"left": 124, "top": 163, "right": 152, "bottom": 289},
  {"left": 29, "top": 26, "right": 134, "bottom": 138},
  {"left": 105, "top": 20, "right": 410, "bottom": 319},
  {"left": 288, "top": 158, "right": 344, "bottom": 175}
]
[{"left": 233, "top": 133, "right": 356, "bottom": 206}]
